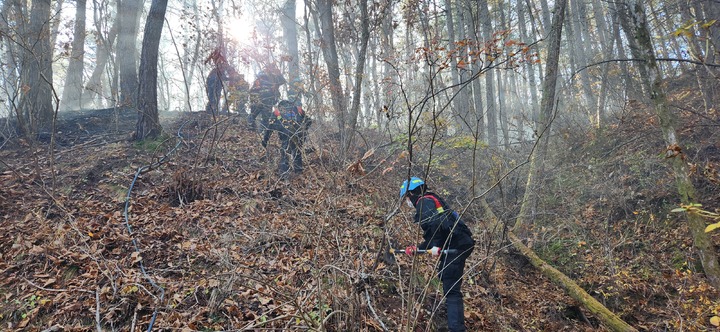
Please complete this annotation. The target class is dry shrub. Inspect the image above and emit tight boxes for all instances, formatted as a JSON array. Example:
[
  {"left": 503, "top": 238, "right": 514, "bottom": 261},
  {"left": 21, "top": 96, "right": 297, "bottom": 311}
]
[{"left": 165, "top": 168, "right": 204, "bottom": 206}]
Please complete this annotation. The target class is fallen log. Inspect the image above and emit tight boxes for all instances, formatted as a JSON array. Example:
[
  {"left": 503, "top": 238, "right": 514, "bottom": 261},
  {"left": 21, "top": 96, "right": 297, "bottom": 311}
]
[{"left": 479, "top": 198, "right": 637, "bottom": 332}]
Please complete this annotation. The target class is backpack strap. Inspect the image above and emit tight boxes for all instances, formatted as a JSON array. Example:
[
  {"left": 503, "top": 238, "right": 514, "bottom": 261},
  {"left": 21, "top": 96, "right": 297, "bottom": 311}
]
[{"left": 417, "top": 194, "right": 445, "bottom": 214}]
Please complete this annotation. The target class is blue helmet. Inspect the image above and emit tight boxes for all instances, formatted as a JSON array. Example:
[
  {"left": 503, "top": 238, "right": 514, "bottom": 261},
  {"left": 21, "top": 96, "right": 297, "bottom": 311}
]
[{"left": 399, "top": 177, "right": 425, "bottom": 198}]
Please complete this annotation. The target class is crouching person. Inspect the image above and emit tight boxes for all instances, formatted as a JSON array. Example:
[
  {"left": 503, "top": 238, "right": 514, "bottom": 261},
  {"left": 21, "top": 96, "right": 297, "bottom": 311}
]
[
  {"left": 270, "top": 100, "right": 311, "bottom": 178},
  {"left": 400, "top": 177, "right": 475, "bottom": 332}
]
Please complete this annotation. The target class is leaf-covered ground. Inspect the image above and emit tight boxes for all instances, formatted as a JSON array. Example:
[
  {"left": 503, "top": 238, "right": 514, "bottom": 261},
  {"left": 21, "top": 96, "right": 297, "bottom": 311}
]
[{"left": 0, "top": 103, "right": 718, "bottom": 331}]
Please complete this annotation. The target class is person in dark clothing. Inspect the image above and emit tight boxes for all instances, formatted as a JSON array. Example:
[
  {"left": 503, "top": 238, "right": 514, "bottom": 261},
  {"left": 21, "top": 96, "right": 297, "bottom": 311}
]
[
  {"left": 248, "top": 64, "right": 287, "bottom": 135},
  {"left": 205, "top": 60, "right": 246, "bottom": 114},
  {"left": 269, "top": 100, "right": 311, "bottom": 177},
  {"left": 224, "top": 67, "right": 249, "bottom": 113},
  {"left": 205, "top": 64, "right": 229, "bottom": 114},
  {"left": 400, "top": 177, "right": 475, "bottom": 332}
]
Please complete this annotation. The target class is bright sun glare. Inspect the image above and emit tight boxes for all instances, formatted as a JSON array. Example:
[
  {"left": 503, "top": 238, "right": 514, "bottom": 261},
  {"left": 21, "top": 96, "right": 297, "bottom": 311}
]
[{"left": 227, "top": 19, "right": 255, "bottom": 46}]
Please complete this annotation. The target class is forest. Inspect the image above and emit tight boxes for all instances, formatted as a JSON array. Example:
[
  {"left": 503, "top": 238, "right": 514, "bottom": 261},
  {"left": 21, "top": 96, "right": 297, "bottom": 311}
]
[{"left": 1, "top": 0, "right": 720, "bottom": 330}]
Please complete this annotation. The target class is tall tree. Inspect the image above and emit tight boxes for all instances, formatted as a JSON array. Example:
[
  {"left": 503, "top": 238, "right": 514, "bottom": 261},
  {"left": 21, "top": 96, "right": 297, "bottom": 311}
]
[
  {"left": 134, "top": 0, "right": 168, "bottom": 140},
  {"left": 517, "top": 0, "right": 539, "bottom": 129},
  {"left": 61, "top": 0, "right": 87, "bottom": 111},
  {"left": 316, "top": 0, "right": 347, "bottom": 153},
  {"left": 18, "top": 0, "right": 54, "bottom": 136},
  {"left": 626, "top": 0, "right": 720, "bottom": 289},
  {"left": 477, "top": 0, "right": 497, "bottom": 147},
  {"left": 281, "top": 0, "right": 300, "bottom": 100},
  {"left": 592, "top": 0, "right": 613, "bottom": 129},
  {"left": 345, "top": 0, "right": 370, "bottom": 151},
  {"left": 699, "top": 0, "right": 720, "bottom": 66},
  {"left": 514, "top": 0, "right": 566, "bottom": 230},
  {"left": 84, "top": 3, "right": 118, "bottom": 109},
  {"left": 679, "top": 0, "right": 714, "bottom": 114},
  {"left": 117, "top": 0, "right": 142, "bottom": 109},
  {"left": 377, "top": 0, "right": 395, "bottom": 131}
]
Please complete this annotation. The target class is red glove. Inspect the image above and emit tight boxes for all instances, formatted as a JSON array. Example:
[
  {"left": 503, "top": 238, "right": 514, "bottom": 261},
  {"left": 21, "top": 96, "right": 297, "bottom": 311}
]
[
  {"left": 405, "top": 245, "right": 417, "bottom": 256},
  {"left": 430, "top": 247, "right": 441, "bottom": 257}
]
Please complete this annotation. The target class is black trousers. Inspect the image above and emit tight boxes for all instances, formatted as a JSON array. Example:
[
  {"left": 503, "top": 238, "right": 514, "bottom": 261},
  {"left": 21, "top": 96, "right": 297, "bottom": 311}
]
[
  {"left": 205, "top": 77, "right": 223, "bottom": 114},
  {"left": 438, "top": 247, "right": 473, "bottom": 332},
  {"left": 278, "top": 129, "right": 303, "bottom": 175}
]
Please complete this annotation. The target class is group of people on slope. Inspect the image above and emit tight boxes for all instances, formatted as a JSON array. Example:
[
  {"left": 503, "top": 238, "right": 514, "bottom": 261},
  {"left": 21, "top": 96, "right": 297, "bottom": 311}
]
[
  {"left": 205, "top": 52, "right": 475, "bottom": 332},
  {"left": 205, "top": 56, "right": 309, "bottom": 178}
]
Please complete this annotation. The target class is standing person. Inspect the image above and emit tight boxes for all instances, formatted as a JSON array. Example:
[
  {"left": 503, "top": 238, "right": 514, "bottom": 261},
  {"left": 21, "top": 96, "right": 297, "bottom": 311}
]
[
  {"left": 270, "top": 100, "right": 310, "bottom": 177},
  {"left": 224, "top": 66, "right": 249, "bottom": 113},
  {"left": 204, "top": 62, "right": 229, "bottom": 114},
  {"left": 400, "top": 177, "right": 475, "bottom": 332},
  {"left": 248, "top": 63, "right": 286, "bottom": 133}
]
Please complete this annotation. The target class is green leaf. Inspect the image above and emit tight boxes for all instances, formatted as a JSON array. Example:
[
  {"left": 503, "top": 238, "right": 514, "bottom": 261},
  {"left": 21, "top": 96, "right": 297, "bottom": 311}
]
[{"left": 671, "top": 208, "right": 687, "bottom": 213}]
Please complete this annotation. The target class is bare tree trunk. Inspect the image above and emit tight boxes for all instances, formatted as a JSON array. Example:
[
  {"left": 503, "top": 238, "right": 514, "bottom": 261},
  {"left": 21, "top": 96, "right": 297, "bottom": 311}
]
[
  {"left": 680, "top": 1, "right": 714, "bottom": 114},
  {"left": 134, "top": 0, "right": 167, "bottom": 140},
  {"left": 444, "top": 0, "right": 463, "bottom": 133},
  {"left": 61, "top": 0, "right": 87, "bottom": 111},
  {"left": 478, "top": 0, "right": 497, "bottom": 147},
  {"left": 518, "top": 0, "right": 539, "bottom": 129},
  {"left": 496, "top": 2, "right": 511, "bottom": 148},
  {"left": 626, "top": 0, "right": 720, "bottom": 289},
  {"left": 569, "top": 0, "right": 597, "bottom": 119},
  {"left": 84, "top": 7, "right": 118, "bottom": 109},
  {"left": 592, "top": 0, "right": 612, "bottom": 129},
  {"left": 316, "top": 0, "right": 347, "bottom": 153},
  {"left": 507, "top": 233, "right": 638, "bottom": 332},
  {"left": 699, "top": 0, "right": 720, "bottom": 66},
  {"left": 609, "top": 3, "right": 634, "bottom": 100},
  {"left": 377, "top": 0, "right": 395, "bottom": 131},
  {"left": 514, "top": 0, "right": 566, "bottom": 231},
  {"left": 117, "top": 0, "right": 142, "bottom": 109},
  {"left": 345, "top": 0, "right": 370, "bottom": 152},
  {"left": 19, "top": 0, "right": 54, "bottom": 136},
  {"left": 49, "top": 0, "right": 65, "bottom": 51},
  {"left": 281, "top": 0, "right": 300, "bottom": 103}
]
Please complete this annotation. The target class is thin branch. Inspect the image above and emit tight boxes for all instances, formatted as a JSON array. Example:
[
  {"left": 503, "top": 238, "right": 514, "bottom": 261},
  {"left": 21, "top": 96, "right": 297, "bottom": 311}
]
[{"left": 365, "top": 288, "right": 389, "bottom": 331}]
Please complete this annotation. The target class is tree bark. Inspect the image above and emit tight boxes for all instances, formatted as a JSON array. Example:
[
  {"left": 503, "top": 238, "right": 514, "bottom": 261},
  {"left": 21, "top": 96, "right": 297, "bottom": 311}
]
[
  {"left": 84, "top": 6, "right": 118, "bottom": 109},
  {"left": 117, "top": 0, "right": 142, "bottom": 109},
  {"left": 507, "top": 233, "right": 638, "bottom": 332},
  {"left": 61, "top": 0, "right": 87, "bottom": 111},
  {"left": 281, "top": 0, "right": 301, "bottom": 102},
  {"left": 478, "top": 197, "right": 638, "bottom": 332},
  {"left": 19, "top": 0, "right": 54, "bottom": 136},
  {"left": 514, "top": 0, "right": 566, "bottom": 230},
  {"left": 134, "top": 0, "right": 167, "bottom": 140},
  {"left": 345, "top": 0, "right": 370, "bottom": 152},
  {"left": 518, "top": 0, "right": 539, "bottom": 129},
  {"left": 316, "top": 0, "right": 347, "bottom": 153},
  {"left": 626, "top": 0, "right": 720, "bottom": 290},
  {"left": 478, "top": 0, "right": 497, "bottom": 147}
]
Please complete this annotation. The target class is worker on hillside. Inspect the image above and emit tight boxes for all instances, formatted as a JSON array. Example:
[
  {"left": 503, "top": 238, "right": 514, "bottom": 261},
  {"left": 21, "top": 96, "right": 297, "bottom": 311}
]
[
  {"left": 248, "top": 63, "right": 286, "bottom": 133},
  {"left": 269, "top": 99, "right": 311, "bottom": 177},
  {"left": 400, "top": 177, "right": 475, "bottom": 332},
  {"left": 204, "top": 61, "right": 230, "bottom": 114},
  {"left": 224, "top": 66, "right": 249, "bottom": 113}
]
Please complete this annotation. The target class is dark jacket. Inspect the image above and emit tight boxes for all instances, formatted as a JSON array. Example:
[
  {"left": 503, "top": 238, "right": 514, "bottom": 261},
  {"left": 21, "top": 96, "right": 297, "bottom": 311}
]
[
  {"left": 414, "top": 192, "right": 475, "bottom": 251},
  {"left": 250, "top": 71, "right": 286, "bottom": 107}
]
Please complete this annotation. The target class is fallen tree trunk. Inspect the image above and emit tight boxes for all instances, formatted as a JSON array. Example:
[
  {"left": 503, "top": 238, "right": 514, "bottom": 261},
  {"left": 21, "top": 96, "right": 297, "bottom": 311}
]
[
  {"left": 479, "top": 198, "right": 637, "bottom": 332},
  {"left": 506, "top": 232, "right": 637, "bottom": 332}
]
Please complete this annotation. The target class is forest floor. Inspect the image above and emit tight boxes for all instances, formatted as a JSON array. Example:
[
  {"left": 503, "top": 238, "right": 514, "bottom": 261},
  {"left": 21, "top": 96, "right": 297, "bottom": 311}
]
[{"left": 0, "top": 104, "right": 718, "bottom": 331}]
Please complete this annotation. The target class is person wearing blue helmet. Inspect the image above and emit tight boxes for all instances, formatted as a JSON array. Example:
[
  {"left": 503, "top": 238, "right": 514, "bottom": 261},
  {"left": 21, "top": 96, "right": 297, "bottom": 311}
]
[{"left": 399, "top": 177, "right": 475, "bottom": 332}]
